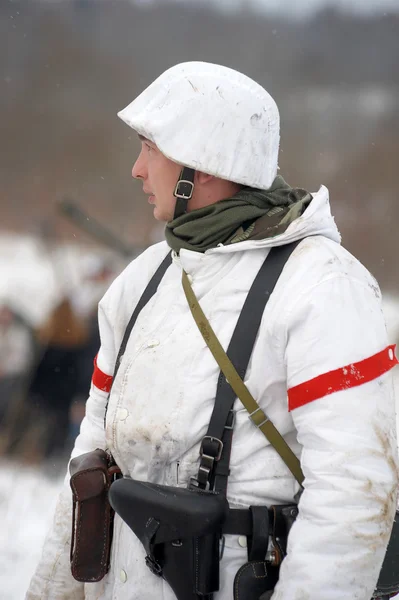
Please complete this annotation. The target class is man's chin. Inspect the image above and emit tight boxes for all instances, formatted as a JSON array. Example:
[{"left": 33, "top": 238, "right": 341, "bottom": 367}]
[{"left": 152, "top": 206, "right": 169, "bottom": 222}]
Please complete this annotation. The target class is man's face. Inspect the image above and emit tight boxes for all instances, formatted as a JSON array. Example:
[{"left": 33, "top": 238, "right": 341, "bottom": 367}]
[{"left": 132, "top": 137, "right": 182, "bottom": 222}]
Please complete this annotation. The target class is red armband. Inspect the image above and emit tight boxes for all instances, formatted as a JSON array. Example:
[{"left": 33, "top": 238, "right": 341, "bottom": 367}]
[
  {"left": 288, "top": 345, "right": 398, "bottom": 411},
  {"left": 92, "top": 354, "right": 113, "bottom": 393}
]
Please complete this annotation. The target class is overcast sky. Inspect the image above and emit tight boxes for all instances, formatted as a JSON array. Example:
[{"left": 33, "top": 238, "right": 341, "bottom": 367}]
[
  {"left": 134, "top": 0, "right": 399, "bottom": 18},
  {"left": 248, "top": 0, "right": 398, "bottom": 16}
]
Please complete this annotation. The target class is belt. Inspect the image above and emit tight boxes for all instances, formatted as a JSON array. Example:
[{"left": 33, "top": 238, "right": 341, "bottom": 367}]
[{"left": 222, "top": 508, "right": 253, "bottom": 536}]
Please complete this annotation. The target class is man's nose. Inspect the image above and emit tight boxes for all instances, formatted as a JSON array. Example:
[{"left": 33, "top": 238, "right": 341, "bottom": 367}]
[{"left": 132, "top": 151, "right": 146, "bottom": 180}]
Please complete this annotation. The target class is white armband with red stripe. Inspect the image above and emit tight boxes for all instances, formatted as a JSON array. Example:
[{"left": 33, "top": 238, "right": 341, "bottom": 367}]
[{"left": 288, "top": 344, "right": 398, "bottom": 411}]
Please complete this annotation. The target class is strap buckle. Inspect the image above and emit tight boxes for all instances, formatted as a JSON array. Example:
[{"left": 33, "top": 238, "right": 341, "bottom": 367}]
[
  {"left": 193, "top": 436, "right": 224, "bottom": 490},
  {"left": 189, "top": 475, "right": 210, "bottom": 492},
  {"left": 174, "top": 179, "right": 194, "bottom": 200},
  {"left": 248, "top": 407, "right": 270, "bottom": 428},
  {"left": 200, "top": 436, "right": 224, "bottom": 462}
]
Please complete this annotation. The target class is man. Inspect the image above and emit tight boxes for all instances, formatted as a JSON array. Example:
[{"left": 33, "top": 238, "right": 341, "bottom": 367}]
[{"left": 27, "top": 62, "right": 398, "bottom": 600}]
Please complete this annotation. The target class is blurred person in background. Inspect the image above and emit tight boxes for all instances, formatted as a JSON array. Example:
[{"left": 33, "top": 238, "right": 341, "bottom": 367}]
[
  {"left": 0, "top": 303, "right": 36, "bottom": 428},
  {"left": 67, "top": 255, "right": 116, "bottom": 444},
  {"left": 0, "top": 241, "right": 116, "bottom": 464},
  {"left": 27, "top": 62, "right": 398, "bottom": 600},
  {"left": 26, "top": 255, "right": 115, "bottom": 462}
]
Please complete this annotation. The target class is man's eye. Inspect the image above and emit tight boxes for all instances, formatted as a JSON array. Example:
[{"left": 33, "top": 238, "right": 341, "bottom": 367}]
[{"left": 145, "top": 144, "right": 152, "bottom": 152}]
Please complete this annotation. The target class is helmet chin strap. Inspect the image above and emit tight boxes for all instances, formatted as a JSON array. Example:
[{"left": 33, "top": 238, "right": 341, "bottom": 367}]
[{"left": 173, "top": 166, "right": 195, "bottom": 219}]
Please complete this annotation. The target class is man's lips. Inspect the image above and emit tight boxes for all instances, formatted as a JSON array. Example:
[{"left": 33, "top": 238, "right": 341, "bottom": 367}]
[{"left": 143, "top": 189, "right": 155, "bottom": 204}]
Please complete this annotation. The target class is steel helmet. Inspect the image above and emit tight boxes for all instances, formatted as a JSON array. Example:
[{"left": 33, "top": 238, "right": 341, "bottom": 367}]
[{"left": 118, "top": 61, "right": 280, "bottom": 191}]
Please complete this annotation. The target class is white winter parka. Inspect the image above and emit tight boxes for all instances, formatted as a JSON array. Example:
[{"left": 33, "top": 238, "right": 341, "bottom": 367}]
[{"left": 27, "top": 186, "right": 399, "bottom": 600}]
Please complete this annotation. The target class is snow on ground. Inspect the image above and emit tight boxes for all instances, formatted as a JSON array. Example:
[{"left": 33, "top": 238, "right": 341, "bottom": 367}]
[{"left": 0, "top": 461, "right": 64, "bottom": 599}]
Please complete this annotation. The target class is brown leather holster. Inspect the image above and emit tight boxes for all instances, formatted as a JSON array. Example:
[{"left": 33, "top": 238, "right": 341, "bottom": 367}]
[{"left": 69, "top": 448, "right": 121, "bottom": 582}]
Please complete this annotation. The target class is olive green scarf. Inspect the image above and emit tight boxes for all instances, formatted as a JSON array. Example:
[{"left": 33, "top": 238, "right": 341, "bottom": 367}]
[{"left": 164, "top": 175, "right": 312, "bottom": 253}]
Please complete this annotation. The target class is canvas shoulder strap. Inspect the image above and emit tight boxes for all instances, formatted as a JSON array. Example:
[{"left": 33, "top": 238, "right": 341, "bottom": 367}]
[{"left": 182, "top": 244, "right": 304, "bottom": 487}]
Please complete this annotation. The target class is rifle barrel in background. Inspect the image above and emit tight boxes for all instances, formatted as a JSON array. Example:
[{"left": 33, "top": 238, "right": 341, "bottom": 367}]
[{"left": 59, "top": 198, "right": 139, "bottom": 259}]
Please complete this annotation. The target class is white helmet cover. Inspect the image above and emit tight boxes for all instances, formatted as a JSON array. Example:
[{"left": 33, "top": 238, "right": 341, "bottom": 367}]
[{"left": 118, "top": 61, "right": 280, "bottom": 190}]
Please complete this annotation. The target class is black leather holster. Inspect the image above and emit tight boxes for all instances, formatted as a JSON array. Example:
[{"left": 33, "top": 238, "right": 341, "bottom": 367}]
[{"left": 109, "top": 477, "right": 228, "bottom": 599}]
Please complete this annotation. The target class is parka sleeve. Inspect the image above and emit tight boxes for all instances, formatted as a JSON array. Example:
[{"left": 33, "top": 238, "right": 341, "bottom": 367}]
[
  {"left": 272, "top": 274, "right": 399, "bottom": 600},
  {"left": 25, "top": 299, "right": 116, "bottom": 600}
]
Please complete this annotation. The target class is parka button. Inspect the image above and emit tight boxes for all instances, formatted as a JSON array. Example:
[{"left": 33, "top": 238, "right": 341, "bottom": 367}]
[
  {"left": 238, "top": 535, "right": 247, "bottom": 548},
  {"left": 120, "top": 569, "right": 127, "bottom": 583},
  {"left": 118, "top": 408, "right": 129, "bottom": 421}
]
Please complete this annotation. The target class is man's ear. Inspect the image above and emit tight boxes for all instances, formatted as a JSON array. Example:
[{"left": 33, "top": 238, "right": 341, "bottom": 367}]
[{"left": 195, "top": 171, "right": 214, "bottom": 185}]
